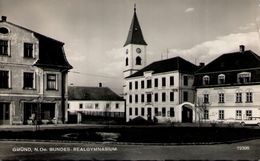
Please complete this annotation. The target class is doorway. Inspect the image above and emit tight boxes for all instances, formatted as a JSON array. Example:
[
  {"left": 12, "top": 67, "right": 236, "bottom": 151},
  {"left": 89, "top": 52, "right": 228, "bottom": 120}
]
[
  {"left": 0, "top": 102, "right": 10, "bottom": 125},
  {"left": 182, "top": 105, "right": 193, "bottom": 123}
]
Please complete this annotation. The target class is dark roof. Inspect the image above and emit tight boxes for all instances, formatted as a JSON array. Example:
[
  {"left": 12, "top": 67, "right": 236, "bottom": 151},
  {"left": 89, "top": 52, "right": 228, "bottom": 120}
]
[
  {"left": 196, "top": 50, "right": 260, "bottom": 74},
  {"left": 1, "top": 19, "right": 72, "bottom": 70},
  {"left": 124, "top": 9, "right": 147, "bottom": 47},
  {"left": 127, "top": 56, "right": 199, "bottom": 78},
  {"left": 68, "top": 86, "right": 124, "bottom": 101}
]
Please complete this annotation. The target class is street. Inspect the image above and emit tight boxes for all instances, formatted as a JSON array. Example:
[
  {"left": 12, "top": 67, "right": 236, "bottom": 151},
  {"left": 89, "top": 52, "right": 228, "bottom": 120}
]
[{"left": 0, "top": 139, "right": 259, "bottom": 160}]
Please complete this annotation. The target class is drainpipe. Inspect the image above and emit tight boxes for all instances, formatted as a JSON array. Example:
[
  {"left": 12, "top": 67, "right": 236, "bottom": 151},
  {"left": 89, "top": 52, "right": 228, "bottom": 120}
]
[{"left": 61, "top": 69, "right": 68, "bottom": 124}]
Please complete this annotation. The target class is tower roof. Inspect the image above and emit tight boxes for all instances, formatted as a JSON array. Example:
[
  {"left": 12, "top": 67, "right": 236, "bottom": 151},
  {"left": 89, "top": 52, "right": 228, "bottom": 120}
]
[{"left": 124, "top": 6, "right": 147, "bottom": 47}]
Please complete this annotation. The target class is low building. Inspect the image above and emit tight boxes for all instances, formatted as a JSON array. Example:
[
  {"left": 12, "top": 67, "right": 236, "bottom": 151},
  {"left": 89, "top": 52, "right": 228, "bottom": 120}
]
[
  {"left": 0, "top": 16, "right": 72, "bottom": 125},
  {"left": 67, "top": 86, "right": 125, "bottom": 123},
  {"left": 194, "top": 45, "right": 260, "bottom": 122}
]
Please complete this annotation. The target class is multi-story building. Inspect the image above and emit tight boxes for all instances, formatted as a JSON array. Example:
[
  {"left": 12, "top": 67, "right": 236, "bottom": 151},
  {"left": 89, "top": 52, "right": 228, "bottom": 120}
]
[
  {"left": 194, "top": 45, "right": 260, "bottom": 122},
  {"left": 0, "top": 16, "right": 72, "bottom": 125},
  {"left": 123, "top": 7, "right": 199, "bottom": 123},
  {"left": 67, "top": 85, "right": 125, "bottom": 123}
]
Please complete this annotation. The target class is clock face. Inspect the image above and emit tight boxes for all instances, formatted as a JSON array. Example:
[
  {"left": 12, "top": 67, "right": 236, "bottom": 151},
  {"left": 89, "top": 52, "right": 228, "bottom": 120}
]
[{"left": 136, "top": 48, "right": 141, "bottom": 53}]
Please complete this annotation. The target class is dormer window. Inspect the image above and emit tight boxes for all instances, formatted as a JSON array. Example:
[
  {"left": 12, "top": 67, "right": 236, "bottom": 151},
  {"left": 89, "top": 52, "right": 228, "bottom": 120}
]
[
  {"left": 238, "top": 72, "right": 251, "bottom": 84},
  {"left": 203, "top": 75, "right": 210, "bottom": 85},
  {"left": 218, "top": 74, "right": 225, "bottom": 84}
]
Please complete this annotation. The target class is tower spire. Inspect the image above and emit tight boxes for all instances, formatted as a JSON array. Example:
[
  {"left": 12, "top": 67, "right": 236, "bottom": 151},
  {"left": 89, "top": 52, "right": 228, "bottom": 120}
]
[{"left": 124, "top": 4, "right": 147, "bottom": 47}]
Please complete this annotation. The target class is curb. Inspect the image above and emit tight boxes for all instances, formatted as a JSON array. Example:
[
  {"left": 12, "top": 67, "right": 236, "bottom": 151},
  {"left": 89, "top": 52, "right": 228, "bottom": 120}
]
[{"left": 1, "top": 136, "right": 260, "bottom": 146}]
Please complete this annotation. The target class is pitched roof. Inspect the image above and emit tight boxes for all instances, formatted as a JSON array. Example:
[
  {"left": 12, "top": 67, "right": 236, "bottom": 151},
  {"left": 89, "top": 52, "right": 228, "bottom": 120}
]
[
  {"left": 124, "top": 8, "right": 147, "bottom": 47},
  {"left": 68, "top": 86, "right": 124, "bottom": 101},
  {"left": 127, "top": 56, "right": 199, "bottom": 78},
  {"left": 196, "top": 50, "right": 260, "bottom": 74},
  {"left": 1, "top": 17, "right": 72, "bottom": 69}
]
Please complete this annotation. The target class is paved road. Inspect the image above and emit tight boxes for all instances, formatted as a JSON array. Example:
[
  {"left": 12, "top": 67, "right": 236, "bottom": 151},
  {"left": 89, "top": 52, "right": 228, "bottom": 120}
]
[{"left": 0, "top": 139, "right": 259, "bottom": 160}]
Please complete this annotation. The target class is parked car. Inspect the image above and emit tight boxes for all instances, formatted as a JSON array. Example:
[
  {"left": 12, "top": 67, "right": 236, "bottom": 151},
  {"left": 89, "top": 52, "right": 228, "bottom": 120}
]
[{"left": 240, "top": 117, "right": 260, "bottom": 126}]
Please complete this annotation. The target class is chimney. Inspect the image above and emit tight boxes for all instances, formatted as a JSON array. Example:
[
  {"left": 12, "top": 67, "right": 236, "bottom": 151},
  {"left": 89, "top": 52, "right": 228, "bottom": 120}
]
[
  {"left": 99, "top": 83, "right": 102, "bottom": 87},
  {"left": 1, "top": 16, "right": 7, "bottom": 22},
  {"left": 239, "top": 45, "right": 245, "bottom": 52},
  {"left": 199, "top": 62, "right": 205, "bottom": 68}
]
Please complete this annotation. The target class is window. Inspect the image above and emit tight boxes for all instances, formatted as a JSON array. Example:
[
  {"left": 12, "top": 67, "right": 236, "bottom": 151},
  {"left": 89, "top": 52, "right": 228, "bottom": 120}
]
[
  {"left": 170, "top": 107, "right": 175, "bottom": 117},
  {"left": 129, "top": 95, "right": 132, "bottom": 103},
  {"left": 147, "top": 79, "right": 152, "bottom": 88},
  {"left": 236, "top": 92, "right": 242, "bottom": 103},
  {"left": 0, "top": 27, "right": 9, "bottom": 34},
  {"left": 141, "top": 94, "right": 144, "bottom": 103},
  {"left": 0, "top": 70, "right": 9, "bottom": 88},
  {"left": 126, "top": 49, "right": 128, "bottom": 54},
  {"left": 246, "top": 110, "right": 252, "bottom": 120},
  {"left": 129, "top": 82, "right": 132, "bottom": 90},
  {"left": 218, "top": 93, "right": 224, "bottom": 103},
  {"left": 219, "top": 110, "right": 224, "bottom": 120},
  {"left": 136, "top": 56, "right": 141, "bottom": 65},
  {"left": 154, "top": 93, "right": 158, "bottom": 102},
  {"left": 141, "top": 108, "right": 145, "bottom": 116},
  {"left": 135, "top": 108, "right": 138, "bottom": 115},
  {"left": 238, "top": 72, "right": 251, "bottom": 84},
  {"left": 246, "top": 92, "right": 253, "bottom": 103},
  {"left": 236, "top": 110, "right": 242, "bottom": 120},
  {"left": 204, "top": 110, "right": 209, "bottom": 119},
  {"left": 162, "top": 77, "right": 166, "bottom": 87},
  {"left": 24, "top": 43, "right": 33, "bottom": 58},
  {"left": 115, "top": 103, "right": 119, "bottom": 109},
  {"left": 67, "top": 103, "right": 70, "bottom": 109},
  {"left": 183, "top": 76, "right": 188, "bottom": 86},
  {"left": 135, "top": 81, "right": 138, "bottom": 90},
  {"left": 129, "top": 108, "right": 132, "bottom": 116},
  {"left": 0, "top": 40, "right": 8, "bottom": 55},
  {"left": 183, "top": 91, "right": 188, "bottom": 102},
  {"left": 162, "top": 92, "right": 166, "bottom": 102},
  {"left": 162, "top": 108, "right": 166, "bottom": 117},
  {"left": 141, "top": 80, "right": 144, "bottom": 89},
  {"left": 47, "top": 74, "right": 57, "bottom": 90},
  {"left": 218, "top": 74, "right": 225, "bottom": 84},
  {"left": 79, "top": 103, "right": 83, "bottom": 109},
  {"left": 135, "top": 94, "right": 138, "bottom": 103},
  {"left": 203, "top": 94, "right": 209, "bottom": 103},
  {"left": 23, "top": 72, "right": 34, "bottom": 89},
  {"left": 155, "top": 108, "right": 158, "bottom": 116},
  {"left": 203, "top": 75, "right": 210, "bottom": 85},
  {"left": 147, "top": 93, "right": 152, "bottom": 103},
  {"left": 170, "top": 76, "right": 174, "bottom": 86},
  {"left": 106, "top": 103, "right": 110, "bottom": 109},
  {"left": 126, "top": 58, "right": 128, "bottom": 66},
  {"left": 170, "top": 92, "right": 174, "bottom": 102},
  {"left": 95, "top": 103, "right": 99, "bottom": 109},
  {"left": 154, "top": 78, "right": 158, "bottom": 88}
]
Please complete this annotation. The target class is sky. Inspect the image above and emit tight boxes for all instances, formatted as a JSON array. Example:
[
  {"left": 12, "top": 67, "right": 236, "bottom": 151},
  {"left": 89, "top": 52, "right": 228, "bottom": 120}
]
[{"left": 1, "top": 0, "right": 260, "bottom": 95}]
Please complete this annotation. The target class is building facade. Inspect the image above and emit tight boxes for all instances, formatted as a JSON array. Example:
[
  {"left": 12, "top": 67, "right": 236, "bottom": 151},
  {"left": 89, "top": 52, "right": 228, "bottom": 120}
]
[
  {"left": 67, "top": 86, "right": 125, "bottom": 123},
  {"left": 123, "top": 7, "right": 199, "bottom": 123},
  {"left": 194, "top": 45, "right": 260, "bottom": 122},
  {"left": 0, "top": 16, "right": 72, "bottom": 125}
]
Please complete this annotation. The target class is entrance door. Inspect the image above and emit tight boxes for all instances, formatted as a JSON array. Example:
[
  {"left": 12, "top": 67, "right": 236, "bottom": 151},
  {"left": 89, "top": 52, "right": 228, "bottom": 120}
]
[
  {"left": 147, "top": 108, "right": 152, "bottom": 121},
  {"left": 0, "top": 102, "right": 10, "bottom": 125},
  {"left": 182, "top": 105, "right": 193, "bottom": 123}
]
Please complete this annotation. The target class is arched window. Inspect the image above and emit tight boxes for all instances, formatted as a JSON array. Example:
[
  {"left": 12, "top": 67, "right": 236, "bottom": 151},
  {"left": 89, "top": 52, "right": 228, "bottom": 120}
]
[
  {"left": 0, "top": 27, "right": 9, "bottom": 34},
  {"left": 136, "top": 56, "right": 141, "bottom": 65},
  {"left": 203, "top": 75, "right": 210, "bottom": 85},
  {"left": 218, "top": 74, "right": 225, "bottom": 84},
  {"left": 126, "top": 58, "right": 128, "bottom": 66}
]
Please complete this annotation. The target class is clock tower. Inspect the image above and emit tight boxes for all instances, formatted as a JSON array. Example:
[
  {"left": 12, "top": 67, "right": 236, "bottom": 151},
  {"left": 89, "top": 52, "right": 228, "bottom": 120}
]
[{"left": 123, "top": 5, "right": 147, "bottom": 78}]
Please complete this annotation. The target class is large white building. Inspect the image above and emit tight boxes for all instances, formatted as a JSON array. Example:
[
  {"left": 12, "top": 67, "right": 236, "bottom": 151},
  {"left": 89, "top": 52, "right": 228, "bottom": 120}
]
[
  {"left": 123, "top": 7, "right": 200, "bottom": 123},
  {"left": 195, "top": 45, "right": 260, "bottom": 122}
]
